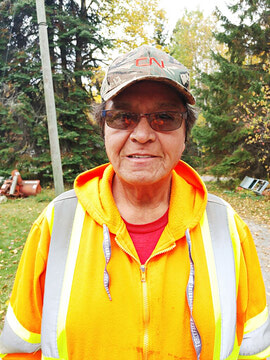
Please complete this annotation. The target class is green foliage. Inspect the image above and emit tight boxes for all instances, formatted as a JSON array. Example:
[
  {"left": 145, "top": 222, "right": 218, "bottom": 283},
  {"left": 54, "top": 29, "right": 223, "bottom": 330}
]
[
  {"left": 0, "top": 0, "right": 168, "bottom": 185},
  {"left": 102, "top": 0, "right": 168, "bottom": 53},
  {"left": 192, "top": 0, "right": 270, "bottom": 178},
  {"left": 0, "top": 0, "right": 110, "bottom": 185},
  {"left": 0, "top": 190, "right": 54, "bottom": 330},
  {"left": 233, "top": 70, "right": 270, "bottom": 175},
  {"left": 169, "top": 9, "right": 226, "bottom": 87},
  {"left": 152, "top": 9, "right": 168, "bottom": 48}
]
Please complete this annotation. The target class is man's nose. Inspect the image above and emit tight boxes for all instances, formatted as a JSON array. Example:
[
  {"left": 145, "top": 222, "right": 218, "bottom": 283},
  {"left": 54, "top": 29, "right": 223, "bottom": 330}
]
[{"left": 129, "top": 116, "right": 156, "bottom": 143}]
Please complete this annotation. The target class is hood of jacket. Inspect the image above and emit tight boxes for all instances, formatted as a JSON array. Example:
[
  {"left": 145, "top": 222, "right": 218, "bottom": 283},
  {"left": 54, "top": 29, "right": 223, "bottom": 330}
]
[{"left": 74, "top": 161, "right": 208, "bottom": 243}]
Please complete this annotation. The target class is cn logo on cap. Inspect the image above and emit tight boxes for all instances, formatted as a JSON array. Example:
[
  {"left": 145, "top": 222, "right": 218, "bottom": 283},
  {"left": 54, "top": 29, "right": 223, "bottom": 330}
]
[{"left": 136, "top": 57, "right": 165, "bottom": 68}]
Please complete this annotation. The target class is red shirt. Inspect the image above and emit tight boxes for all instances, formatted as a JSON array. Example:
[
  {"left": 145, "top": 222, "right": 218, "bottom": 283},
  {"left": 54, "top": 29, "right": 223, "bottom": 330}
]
[{"left": 123, "top": 210, "right": 168, "bottom": 264}]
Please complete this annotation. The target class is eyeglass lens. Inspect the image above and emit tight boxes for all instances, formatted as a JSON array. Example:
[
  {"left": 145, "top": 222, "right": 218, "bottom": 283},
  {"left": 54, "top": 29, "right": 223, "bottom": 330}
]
[{"left": 103, "top": 110, "right": 186, "bottom": 132}]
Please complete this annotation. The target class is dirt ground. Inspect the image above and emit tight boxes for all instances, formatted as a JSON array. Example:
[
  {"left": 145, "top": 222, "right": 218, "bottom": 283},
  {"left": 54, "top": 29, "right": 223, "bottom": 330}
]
[{"left": 243, "top": 218, "right": 270, "bottom": 304}]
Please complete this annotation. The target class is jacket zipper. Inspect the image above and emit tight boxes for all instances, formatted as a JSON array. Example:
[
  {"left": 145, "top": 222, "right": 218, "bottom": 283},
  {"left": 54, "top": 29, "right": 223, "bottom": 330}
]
[
  {"left": 141, "top": 265, "right": 149, "bottom": 360},
  {"left": 114, "top": 237, "right": 150, "bottom": 358},
  {"left": 140, "top": 244, "right": 176, "bottom": 360},
  {"left": 115, "top": 237, "right": 176, "bottom": 360}
]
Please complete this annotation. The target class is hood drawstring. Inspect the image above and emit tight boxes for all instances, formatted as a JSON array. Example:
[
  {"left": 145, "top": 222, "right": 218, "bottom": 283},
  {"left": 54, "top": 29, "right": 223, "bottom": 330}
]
[
  {"left": 186, "top": 228, "right": 202, "bottom": 360},
  {"left": 101, "top": 225, "right": 202, "bottom": 353},
  {"left": 103, "top": 224, "right": 112, "bottom": 300}
]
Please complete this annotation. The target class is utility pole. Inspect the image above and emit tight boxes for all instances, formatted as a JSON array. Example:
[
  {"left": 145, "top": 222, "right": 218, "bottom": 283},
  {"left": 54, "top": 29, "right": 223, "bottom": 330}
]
[{"left": 35, "top": 0, "right": 64, "bottom": 196}]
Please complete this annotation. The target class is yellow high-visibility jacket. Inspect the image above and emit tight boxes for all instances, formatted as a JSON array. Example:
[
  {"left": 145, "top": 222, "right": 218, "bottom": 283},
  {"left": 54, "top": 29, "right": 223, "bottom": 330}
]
[{"left": 0, "top": 161, "right": 269, "bottom": 360}]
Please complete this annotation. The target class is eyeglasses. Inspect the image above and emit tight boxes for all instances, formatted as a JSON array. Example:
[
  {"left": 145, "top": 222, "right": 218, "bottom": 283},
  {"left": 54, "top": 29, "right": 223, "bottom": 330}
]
[{"left": 102, "top": 110, "right": 187, "bottom": 132}]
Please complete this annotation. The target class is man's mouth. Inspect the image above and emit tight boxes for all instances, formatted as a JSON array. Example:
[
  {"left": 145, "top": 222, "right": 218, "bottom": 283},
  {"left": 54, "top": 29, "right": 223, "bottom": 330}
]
[{"left": 128, "top": 155, "right": 153, "bottom": 158}]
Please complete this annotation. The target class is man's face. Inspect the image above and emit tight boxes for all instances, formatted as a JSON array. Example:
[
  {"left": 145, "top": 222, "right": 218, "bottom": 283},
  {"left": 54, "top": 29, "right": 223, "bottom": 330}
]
[{"left": 104, "top": 81, "right": 186, "bottom": 188}]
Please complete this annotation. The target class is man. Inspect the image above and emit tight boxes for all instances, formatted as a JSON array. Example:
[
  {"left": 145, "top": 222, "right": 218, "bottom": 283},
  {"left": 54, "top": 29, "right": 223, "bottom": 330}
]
[{"left": 0, "top": 45, "right": 269, "bottom": 360}]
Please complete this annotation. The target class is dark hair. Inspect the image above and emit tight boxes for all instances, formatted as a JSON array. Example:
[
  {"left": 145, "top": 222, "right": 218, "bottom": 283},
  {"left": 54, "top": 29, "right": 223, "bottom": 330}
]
[{"left": 92, "top": 100, "right": 197, "bottom": 142}]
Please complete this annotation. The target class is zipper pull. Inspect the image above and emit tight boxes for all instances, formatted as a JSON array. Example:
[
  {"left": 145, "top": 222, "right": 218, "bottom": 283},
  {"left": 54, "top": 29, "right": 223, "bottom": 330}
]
[{"left": 141, "top": 265, "right": 146, "bottom": 282}]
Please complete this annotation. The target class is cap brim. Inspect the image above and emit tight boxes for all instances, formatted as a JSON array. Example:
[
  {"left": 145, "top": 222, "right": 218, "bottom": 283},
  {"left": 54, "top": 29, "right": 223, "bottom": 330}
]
[{"left": 102, "top": 76, "right": 196, "bottom": 105}]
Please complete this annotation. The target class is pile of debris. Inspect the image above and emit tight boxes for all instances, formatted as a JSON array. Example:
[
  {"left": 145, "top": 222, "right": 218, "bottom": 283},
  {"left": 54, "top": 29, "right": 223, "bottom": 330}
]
[
  {"left": 0, "top": 169, "right": 41, "bottom": 198},
  {"left": 239, "top": 176, "right": 269, "bottom": 196}
]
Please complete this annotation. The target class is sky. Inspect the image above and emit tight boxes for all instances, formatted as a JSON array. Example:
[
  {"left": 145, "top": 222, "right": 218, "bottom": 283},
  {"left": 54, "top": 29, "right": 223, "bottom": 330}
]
[{"left": 158, "top": 0, "right": 232, "bottom": 35}]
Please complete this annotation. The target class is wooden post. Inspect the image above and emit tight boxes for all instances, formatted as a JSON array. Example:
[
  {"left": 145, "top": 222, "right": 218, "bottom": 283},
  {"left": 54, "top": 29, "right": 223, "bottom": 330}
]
[{"left": 35, "top": 0, "right": 64, "bottom": 196}]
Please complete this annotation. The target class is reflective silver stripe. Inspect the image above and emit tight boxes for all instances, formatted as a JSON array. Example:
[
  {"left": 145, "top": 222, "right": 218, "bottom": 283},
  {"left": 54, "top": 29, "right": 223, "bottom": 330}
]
[
  {"left": 56, "top": 201, "right": 85, "bottom": 360},
  {"left": 0, "top": 313, "right": 40, "bottom": 354},
  {"left": 206, "top": 194, "right": 237, "bottom": 359},
  {"left": 239, "top": 315, "right": 270, "bottom": 357},
  {"left": 41, "top": 190, "right": 78, "bottom": 359}
]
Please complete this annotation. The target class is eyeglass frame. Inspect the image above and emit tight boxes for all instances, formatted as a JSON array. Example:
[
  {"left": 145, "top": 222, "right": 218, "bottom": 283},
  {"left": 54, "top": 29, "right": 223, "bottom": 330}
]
[{"left": 101, "top": 109, "right": 188, "bottom": 132}]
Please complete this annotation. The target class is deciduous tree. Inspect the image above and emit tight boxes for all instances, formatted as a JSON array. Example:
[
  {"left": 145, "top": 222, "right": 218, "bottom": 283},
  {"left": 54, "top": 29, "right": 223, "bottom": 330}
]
[
  {"left": 102, "top": 0, "right": 168, "bottom": 53},
  {"left": 170, "top": 9, "right": 226, "bottom": 87}
]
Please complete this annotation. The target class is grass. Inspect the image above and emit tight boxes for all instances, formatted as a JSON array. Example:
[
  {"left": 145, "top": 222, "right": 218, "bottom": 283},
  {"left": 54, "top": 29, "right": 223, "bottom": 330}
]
[
  {"left": 0, "top": 189, "right": 55, "bottom": 329},
  {"left": 0, "top": 185, "right": 269, "bottom": 330}
]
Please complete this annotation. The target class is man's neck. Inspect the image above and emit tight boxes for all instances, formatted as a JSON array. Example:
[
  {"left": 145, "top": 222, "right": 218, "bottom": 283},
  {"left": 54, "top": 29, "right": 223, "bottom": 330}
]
[{"left": 112, "top": 175, "right": 171, "bottom": 224}]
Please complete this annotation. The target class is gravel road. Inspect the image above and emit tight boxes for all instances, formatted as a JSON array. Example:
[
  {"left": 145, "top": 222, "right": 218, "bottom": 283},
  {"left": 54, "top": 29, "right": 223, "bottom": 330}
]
[
  {"left": 244, "top": 219, "right": 270, "bottom": 360},
  {"left": 243, "top": 218, "right": 270, "bottom": 304}
]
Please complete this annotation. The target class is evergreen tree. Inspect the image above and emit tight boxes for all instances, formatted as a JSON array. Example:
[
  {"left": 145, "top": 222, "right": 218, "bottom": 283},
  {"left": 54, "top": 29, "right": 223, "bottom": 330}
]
[
  {"left": 0, "top": 0, "right": 110, "bottom": 184},
  {"left": 169, "top": 9, "right": 226, "bottom": 168},
  {"left": 152, "top": 9, "right": 168, "bottom": 49},
  {"left": 0, "top": 0, "right": 47, "bottom": 179},
  {"left": 0, "top": 0, "right": 170, "bottom": 185},
  {"left": 194, "top": 0, "right": 270, "bottom": 178},
  {"left": 46, "top": 0, "right": 112, "bottom": 183}
]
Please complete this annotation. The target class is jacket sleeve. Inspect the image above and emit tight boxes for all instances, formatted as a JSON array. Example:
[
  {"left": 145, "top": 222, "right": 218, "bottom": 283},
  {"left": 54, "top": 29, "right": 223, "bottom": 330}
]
[
  {"left": 0, "top": 208, "right": 51, "bottom": 360},
  {"left": 235, "top": 214, "right": 270, "bottom": 359}
]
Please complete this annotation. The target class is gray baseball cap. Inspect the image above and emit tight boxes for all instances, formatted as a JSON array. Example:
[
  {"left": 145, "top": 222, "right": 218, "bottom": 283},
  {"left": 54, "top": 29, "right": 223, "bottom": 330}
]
[{"left": 101, "top": 45, "right": 195, "bottom": 105}]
